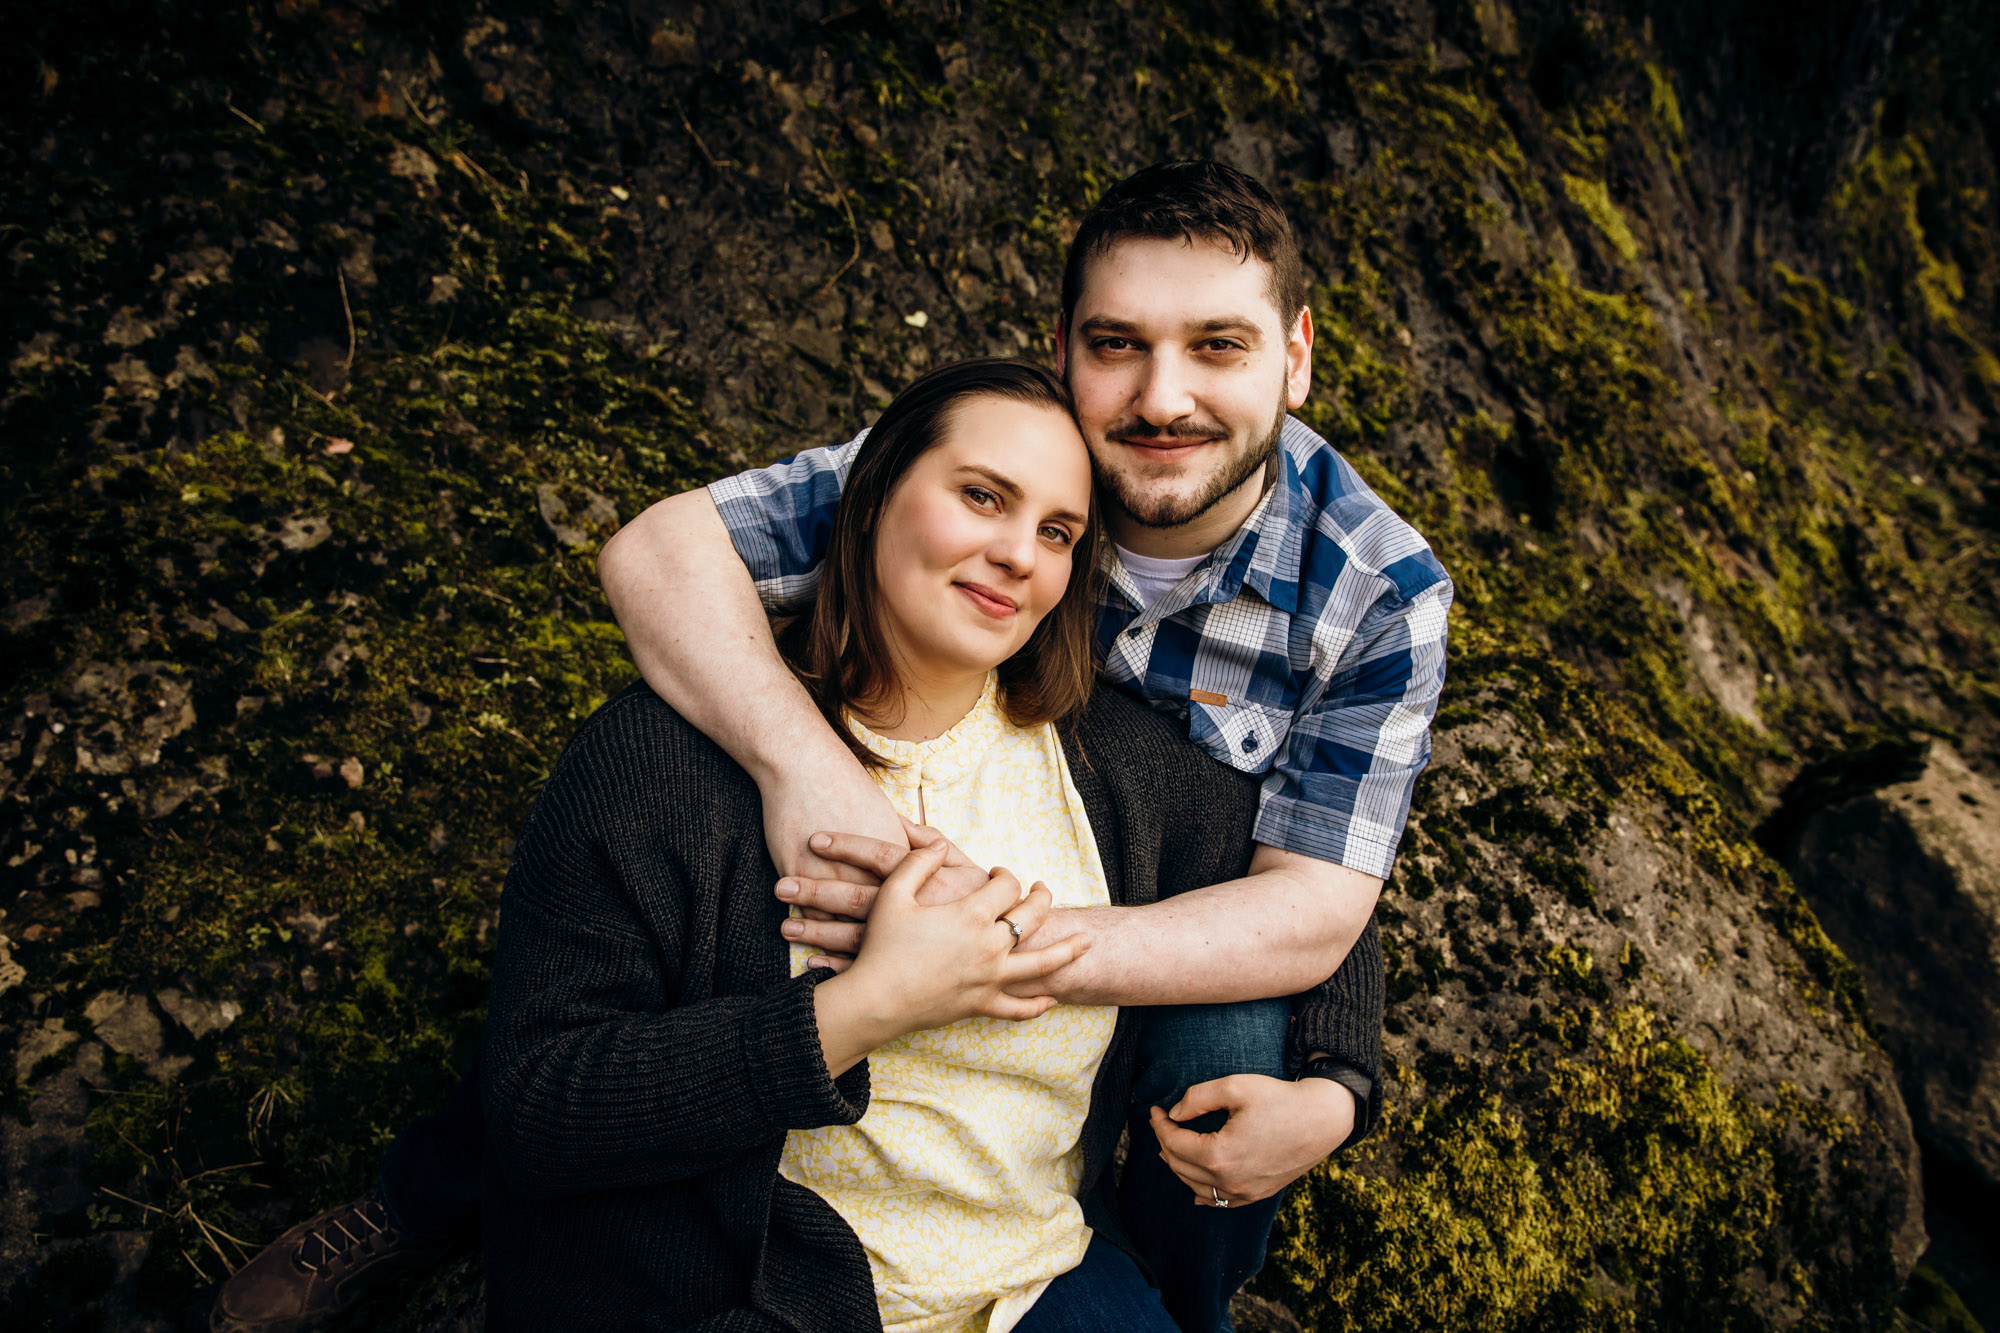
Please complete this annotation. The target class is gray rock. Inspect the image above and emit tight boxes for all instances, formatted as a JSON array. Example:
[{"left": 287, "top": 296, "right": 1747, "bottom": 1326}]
[
  {"left": 1791, "top": 742, "right": 2000, "bottom": 1187},
  {"left": 14, "top": 1016, "right": 79, "bottom": 1081},
  {"left": 0, "top": 934, "right": 23, "bottom": 997},
  {"left": 154, "top": 987, "right": 242, "bottom": 1040},
  {"left": 535, "top": 483, "right": 619, "bottom": 550},
  {"left": 81, "top": 990, "right": 191, "bottom": 1081},
  {"left": 275, "top": 515, "right": 333, "bottom": 552}
]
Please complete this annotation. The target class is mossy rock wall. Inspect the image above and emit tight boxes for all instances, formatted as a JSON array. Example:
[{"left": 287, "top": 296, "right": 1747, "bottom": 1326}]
[{"left": 2, "top": 0, "right": 1994, "bottom": 1329}]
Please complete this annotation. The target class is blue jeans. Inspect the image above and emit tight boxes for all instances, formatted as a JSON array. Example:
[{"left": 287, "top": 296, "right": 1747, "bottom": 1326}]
[
  {"left": 1011, "top": 1236, "right": 1178, "bottom": 1332},
  {"left": 1121, "top": 997, "right": 1292, "bottom": 1333}
]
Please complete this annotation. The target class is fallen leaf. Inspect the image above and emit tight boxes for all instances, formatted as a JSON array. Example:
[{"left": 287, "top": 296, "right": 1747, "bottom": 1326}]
[{"left": 326, "top": 437, "right": 354, "bottom": 455}]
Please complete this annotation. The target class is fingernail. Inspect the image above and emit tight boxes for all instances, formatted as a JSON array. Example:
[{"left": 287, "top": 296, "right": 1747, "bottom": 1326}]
[
  {"left": 776, "top": 880, "right": 798, "bottom": 900},
  {"left": 781, "top": 921, "right": 803, "bottom": 938},
  {"left": 810, "top": 833, "right": 831, "bottom": 850}
]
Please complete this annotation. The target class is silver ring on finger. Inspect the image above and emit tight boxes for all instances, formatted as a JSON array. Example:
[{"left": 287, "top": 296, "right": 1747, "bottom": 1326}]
[
  {"left": 1000, "top": 914, "right": 1024, "bottom": 940},
  {"left": 1212, "top": 1186, "right": 1229, "bottom": 1209}
]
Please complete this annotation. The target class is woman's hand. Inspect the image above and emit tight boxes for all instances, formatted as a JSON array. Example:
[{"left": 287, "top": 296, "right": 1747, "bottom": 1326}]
[
  {"left": 778, "top": 822, "right": 992, "bottom": 969},
  {"left": 812, "top": 842, "right": 1091, "bottom": 1076}
]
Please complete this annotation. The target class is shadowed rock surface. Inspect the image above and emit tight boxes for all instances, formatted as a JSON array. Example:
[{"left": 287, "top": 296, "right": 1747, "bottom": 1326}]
[
  {"left": 2, "top": 0, "right": 1996, "bottom": 1329},
  {"left": 1792, "top": 744, "right": 2000, "bottom": 1187}
]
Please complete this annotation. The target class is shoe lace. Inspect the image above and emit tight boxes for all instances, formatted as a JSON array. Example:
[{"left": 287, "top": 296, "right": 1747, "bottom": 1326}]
[{"left": 293, "top": 1192, "right": 394, "bottom": 1274}]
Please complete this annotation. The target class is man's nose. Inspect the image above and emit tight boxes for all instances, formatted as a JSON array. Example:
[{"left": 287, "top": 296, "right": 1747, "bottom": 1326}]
[{"left": 1132, "top": 350, "right": 1197, "bottom": 426}]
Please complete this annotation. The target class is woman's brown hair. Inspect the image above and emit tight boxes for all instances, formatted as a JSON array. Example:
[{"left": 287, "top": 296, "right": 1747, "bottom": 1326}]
[{"left": 775, "top": 357, "right": 1103, "bottom": 765}]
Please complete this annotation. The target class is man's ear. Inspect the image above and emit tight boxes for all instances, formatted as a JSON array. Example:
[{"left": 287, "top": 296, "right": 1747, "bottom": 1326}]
[
  {"left": 1286, "top": 305, "right": 1314, "bottom": 410},
  {"left": 1054, "top": 315, "right": 1069, "bottom": 377}
]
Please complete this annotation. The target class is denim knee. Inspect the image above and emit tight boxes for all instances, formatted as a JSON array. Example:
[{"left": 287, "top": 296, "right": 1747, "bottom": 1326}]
[{"left": 1129, "top": 997, "right": 1290, "bottom": 1119}]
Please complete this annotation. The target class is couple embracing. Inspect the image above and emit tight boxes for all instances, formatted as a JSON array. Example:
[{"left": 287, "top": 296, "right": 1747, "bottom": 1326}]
[{"left": 212, "top": 160, "right": 1452, "bottom": 1333}]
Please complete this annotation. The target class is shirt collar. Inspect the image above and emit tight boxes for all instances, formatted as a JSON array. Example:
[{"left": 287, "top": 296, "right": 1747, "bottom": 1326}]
[{"left": 1098, "top": 430, "right": 1310, "bottom": 625}]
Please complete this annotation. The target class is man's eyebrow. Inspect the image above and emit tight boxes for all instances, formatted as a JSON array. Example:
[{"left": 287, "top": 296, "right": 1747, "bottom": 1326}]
[
  {"left": 1075, "top": 315, "right": 1141, "bottom": 337},
  {"left": 1074, "top": 314, "right": 1266, "bottom": 339},
  {"left": 1192, "top": 316, "right": 1266, "bottom": 338},
  {"left": 957, "top": 464, "right": 1087, "bottom": 526}
]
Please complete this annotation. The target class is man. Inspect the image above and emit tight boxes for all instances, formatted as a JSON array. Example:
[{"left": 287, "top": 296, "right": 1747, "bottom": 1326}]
[
  {"left": 598, "top": 160, "right": 1450, "bottom": 1329},
  {"left": 211, "top": 160, "right": 1442, "bottom": 1333}
]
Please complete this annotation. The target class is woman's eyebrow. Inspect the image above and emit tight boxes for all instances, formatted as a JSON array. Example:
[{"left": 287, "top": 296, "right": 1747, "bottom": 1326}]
[{"left": 959, "top": 464, "right": 1086, "bottom": 526}]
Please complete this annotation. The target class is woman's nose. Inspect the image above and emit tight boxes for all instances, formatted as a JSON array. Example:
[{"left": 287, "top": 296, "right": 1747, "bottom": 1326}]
[{"left": 987, "top": 520, "right": 1037, "bottom": 575}]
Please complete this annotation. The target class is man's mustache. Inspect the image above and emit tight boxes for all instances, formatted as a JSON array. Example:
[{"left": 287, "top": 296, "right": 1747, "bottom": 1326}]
[{"left": 1105, "top": 420, "right": 1230, "bottom": 445}]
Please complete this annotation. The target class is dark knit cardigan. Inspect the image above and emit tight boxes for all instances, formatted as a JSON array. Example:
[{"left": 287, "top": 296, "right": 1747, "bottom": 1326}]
[{"left": 481, "top": 683, "right": 1385, "bottom": 1333}]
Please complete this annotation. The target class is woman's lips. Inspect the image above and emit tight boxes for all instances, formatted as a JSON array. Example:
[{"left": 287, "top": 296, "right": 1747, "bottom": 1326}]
[{"left": 955, "top": 582, "right": 1018, "bottom": 618}]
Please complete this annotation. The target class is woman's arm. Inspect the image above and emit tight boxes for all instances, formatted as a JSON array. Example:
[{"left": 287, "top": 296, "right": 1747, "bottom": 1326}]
[
  {"left": 482, "top": 704, "right": 1091, "bottom": 1199},
  {"left": 483, "top": 916, "right": 867, "bottom": 1199}
]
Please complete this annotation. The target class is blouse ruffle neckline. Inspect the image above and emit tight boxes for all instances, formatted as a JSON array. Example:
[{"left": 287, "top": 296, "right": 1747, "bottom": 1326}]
[{"left": 845, "top": 672, "right": 1006, "bottom": 788}]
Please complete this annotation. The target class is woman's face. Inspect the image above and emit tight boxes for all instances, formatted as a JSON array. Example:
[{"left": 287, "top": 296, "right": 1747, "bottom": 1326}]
[{"left": 872, "top": 396, "right": 1093, "bottom": 683}]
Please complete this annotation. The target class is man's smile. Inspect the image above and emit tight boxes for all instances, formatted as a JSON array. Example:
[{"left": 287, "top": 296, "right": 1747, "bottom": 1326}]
[{"left": 1111, "top": 432, "right": 1226, "bottom": 466}]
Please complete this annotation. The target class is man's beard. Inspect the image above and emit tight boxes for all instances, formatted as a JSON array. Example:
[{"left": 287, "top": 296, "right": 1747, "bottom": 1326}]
[{"left": 1099, "top": 397, "right": 1288, "bottom": 531}]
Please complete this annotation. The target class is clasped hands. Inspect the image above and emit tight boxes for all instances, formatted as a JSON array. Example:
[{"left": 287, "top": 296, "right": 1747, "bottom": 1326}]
[
  {"left": 795, "top": 825, "right": 1089, "bottom": 1061},
  {"left": 779, "top": 821, "right": 1358, "bottom": 1208}
]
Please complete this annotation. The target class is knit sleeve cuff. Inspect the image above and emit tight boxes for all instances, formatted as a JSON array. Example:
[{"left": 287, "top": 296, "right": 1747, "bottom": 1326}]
[{"left": 739, "top": 969, "right": 870, "bottom": 1132}]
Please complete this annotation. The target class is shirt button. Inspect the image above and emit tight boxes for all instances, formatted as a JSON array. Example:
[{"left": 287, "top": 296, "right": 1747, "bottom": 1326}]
[{"left": 1241, "top": 735, "right": 1258, "bottom": 753}]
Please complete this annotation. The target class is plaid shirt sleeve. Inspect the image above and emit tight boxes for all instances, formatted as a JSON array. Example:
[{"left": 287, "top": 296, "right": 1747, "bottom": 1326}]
[
  {"left": 704, "top": 432, "right": 865, "bottom": 613},
  {"left": 1253, "top": 573, "right": 1453, "bottom": 879}
]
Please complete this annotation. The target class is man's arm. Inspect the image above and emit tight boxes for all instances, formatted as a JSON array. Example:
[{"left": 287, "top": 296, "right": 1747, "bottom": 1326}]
[
  {"left": 1012, "top": 844, "right": 1378, "bottom": 1006},
  {"left": 781, "top": 835, "right": 1379, "bottom": 1007},
  {"left": 596, "top": 487, "right": 907, "bottom": 879}
]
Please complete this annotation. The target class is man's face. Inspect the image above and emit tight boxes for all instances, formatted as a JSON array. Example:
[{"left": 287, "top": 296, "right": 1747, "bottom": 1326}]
[{"left": 1060, "top": 235, "right": 1312, "bottom": 548}]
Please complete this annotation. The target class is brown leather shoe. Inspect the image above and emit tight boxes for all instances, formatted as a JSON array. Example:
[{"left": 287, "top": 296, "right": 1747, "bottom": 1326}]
[{"left": 209, "top": 1189, "right": 452, "bottom": 1332}]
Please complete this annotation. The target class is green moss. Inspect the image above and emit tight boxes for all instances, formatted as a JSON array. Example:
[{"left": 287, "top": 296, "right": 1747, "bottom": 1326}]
[
  {"left": 1644, "top": 63, "right": 1684, "bottom": 143},
  {"left": 1562, "top": 174, "right": 1641, "bottom": 262},
  {"left": 1265, "top": 1007, "right": 1866, "bottom": 1331},
  {"left": 1901, "top": 1264, "right": 1989, "bottom": 1333}
]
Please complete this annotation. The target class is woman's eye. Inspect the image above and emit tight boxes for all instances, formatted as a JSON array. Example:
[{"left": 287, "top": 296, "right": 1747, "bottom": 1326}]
[
  {"left": 965, "top": 486, "right": 998, "bottom": 508},
  {"left": 1040, "top": 524, "right": 1074, "bottom": 546}
]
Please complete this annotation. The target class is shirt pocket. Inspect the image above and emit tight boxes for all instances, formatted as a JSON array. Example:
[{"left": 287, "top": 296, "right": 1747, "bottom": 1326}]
[{"left": 1187, "top": 695, "right": 1289, "bottom": 774}]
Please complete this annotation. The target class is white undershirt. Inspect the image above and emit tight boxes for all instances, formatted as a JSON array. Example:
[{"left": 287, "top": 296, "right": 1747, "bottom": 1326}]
[{"left": 1115, "top": 544, "right": 1211, "bottom": 613}]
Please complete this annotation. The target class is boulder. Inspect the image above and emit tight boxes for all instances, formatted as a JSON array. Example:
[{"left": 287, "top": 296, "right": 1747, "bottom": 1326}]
[{"left": 1790, "top": 742, "right": 2000, "bottom": 1187}]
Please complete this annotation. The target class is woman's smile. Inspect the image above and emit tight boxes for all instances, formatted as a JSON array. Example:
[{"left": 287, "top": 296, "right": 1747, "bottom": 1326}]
[{"left": 955, "top": 580, "right": 1020, "bottom": 618}]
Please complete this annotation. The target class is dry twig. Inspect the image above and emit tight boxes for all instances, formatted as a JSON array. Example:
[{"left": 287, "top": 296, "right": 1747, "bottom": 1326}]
[
  {"left": 676, "top": 99, "right": 735, "bottom": 169},
  {"left": 814, "top": 148, "right": 862, "bottom": 296},
  {"left": 337, "top": 267, "right": 356, "bottom": 375}
]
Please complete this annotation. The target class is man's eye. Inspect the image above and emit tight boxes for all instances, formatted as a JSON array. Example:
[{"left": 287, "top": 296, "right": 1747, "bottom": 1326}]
[
  {"left": 1204, "top": 339, "right": 1243, "bottom": 353},
  {"left": 1094, "top": 338, "right": 1133, "bottom": 352}
]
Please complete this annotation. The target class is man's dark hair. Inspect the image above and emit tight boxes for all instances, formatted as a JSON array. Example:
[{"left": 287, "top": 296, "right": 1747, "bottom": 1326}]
[
  {"left": 775, "top": 357, "right": 1103, "bottom": 766},
  {"left": 1059, "top": 160, "right": 1307, "bottom": 332}
]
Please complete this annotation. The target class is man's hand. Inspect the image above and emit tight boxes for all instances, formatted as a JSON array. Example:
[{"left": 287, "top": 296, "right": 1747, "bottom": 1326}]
[
  {"left": 762, "top": 768, "right": 909, "bottom": 885},
  {"left": 1148, "top": 1074, "right": 1357, "bottom": 1207},
  {"left": 778, "top": 824, "right": 992, "bottom": 970}
]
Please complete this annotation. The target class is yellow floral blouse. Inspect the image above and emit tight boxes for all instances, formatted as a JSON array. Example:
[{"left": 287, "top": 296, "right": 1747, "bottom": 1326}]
[{"left": 779, "top": 674, "right": 1116, "bottom": 1333}]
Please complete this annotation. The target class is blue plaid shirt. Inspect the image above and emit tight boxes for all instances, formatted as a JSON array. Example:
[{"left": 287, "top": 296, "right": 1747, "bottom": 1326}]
[{"left": 707, "top": 415, "right": 1453, "bottom": 880}]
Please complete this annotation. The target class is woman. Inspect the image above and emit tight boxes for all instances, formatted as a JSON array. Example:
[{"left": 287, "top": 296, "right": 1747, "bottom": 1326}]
[{"left": 479, "top": 359, "right": 1377, "bottom": 1332}]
